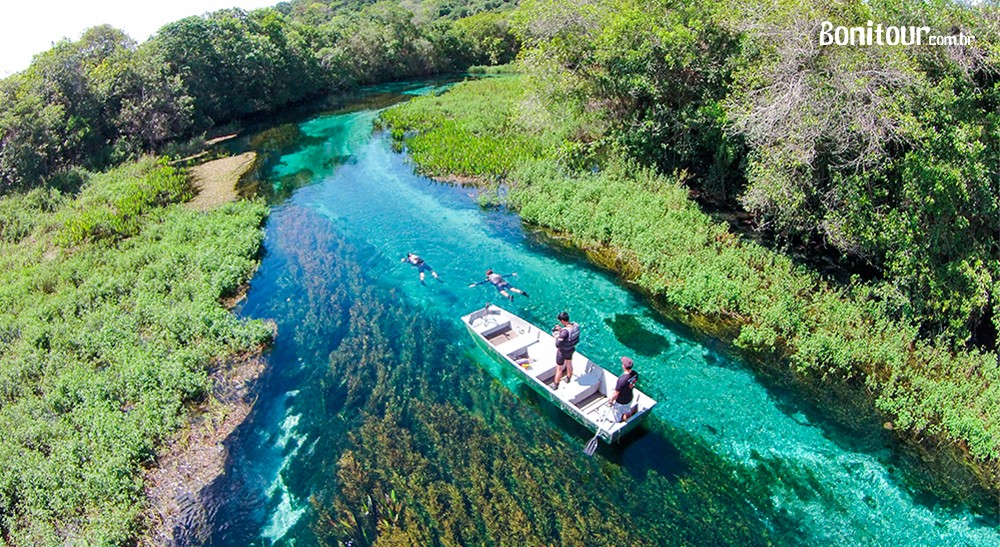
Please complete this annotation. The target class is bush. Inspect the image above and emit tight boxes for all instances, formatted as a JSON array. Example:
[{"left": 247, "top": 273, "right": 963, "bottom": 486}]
[
  {"left": 382, "top": 74, "right": 1000, "bottom": 489},
  {"left": 0, "top": 158, "right": 270, "bottom": 544}
]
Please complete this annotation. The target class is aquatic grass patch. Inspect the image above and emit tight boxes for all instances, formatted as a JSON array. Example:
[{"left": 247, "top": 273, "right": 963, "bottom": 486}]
[
  {"left": 377, "top": 77, "right": 566, "bottom": 179},
  {"left": 0, "top": 160, "right": 271, "bottom": 544},
  {"left": 381, "top": 75, "right": 1000, "bottom": 496},
  {"left": 261, "top": 211, "right": 783, "bottom": 544}
]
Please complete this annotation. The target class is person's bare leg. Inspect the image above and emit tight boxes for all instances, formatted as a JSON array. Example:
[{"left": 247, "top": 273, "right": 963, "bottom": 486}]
[{"left": 565, "top": 360, "right": 574, "bottom": 383}]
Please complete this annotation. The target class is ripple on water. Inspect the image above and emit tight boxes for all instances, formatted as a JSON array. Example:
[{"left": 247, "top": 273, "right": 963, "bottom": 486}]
[{"left": 207, "top": 86, "right": 1000, "bottom": 545}]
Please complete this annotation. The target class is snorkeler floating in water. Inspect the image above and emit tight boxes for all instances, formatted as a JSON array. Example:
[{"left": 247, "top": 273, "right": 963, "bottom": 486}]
[
  {"left": 401, "top": 252, "right": 440, "bottom": 283},
  {"left": 469, "top": 269, "right": 529, "bottom": 301}
]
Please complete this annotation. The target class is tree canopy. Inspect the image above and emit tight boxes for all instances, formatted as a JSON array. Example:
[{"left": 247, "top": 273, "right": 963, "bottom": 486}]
[
  {"left": 508, "top": 0, "right": 998, "bottom": 350},
  {"left": 0, "top": 0, "right": 521, "bottom": 193}
]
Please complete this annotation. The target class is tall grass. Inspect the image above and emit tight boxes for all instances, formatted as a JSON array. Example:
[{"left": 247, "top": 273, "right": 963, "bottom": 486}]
[{"left": 380, "top": 75, "right": 1000, "bottom": 490}]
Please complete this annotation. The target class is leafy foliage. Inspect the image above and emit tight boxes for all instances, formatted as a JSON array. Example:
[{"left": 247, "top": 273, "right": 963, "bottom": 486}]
[
  {"left": 56, "top": 157, "right": 191, "bottom": 245},
  {"left": 0, "top": 159, "right": 271, "bottom": 544},
  {"left": 0, "top": 1, "right": 522, "bottom": 193},
  {"left": 516, "top": 0, "right": 746, "bottom": 199},
  {"left": 152, "top": 8, "right": 326, "bottom": 128},
  {"left": 499, "top": 0, "right": 999, "bottom": 350},
  {"left": 380, "top": 68, "right": 1000, "bottom": 492},
  {"left": 718, "top": 0, "right": 999, "bottom": 346},
  {"left": 447, "top": 11, "right": 520, "bottom": 66},
  {"left": 0, "top": 26, "right": 192, "bottom": 191}
]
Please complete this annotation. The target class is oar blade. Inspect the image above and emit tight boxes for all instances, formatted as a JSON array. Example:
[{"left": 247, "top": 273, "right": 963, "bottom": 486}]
[{"left": 584, "top": 435, "right": 600, "bottom": 456}]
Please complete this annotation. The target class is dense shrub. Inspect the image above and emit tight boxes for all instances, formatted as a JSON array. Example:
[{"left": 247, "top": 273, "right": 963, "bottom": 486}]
[
  {"left": 380, "top": 73, "right": 1000, "bottom": 486},
  {"left": 0, "top": 160, "right": 271, "bottom": 544}
]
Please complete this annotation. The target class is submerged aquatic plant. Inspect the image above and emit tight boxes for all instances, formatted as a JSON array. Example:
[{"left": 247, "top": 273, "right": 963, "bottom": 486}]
[{"left": 265, "top": 210, "right": 779, "bottom": 545}]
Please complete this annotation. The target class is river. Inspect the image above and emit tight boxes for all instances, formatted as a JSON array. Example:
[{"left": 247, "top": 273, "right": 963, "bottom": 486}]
[{"left": 202, "top": 82, "right": 999, "bottom": 545}]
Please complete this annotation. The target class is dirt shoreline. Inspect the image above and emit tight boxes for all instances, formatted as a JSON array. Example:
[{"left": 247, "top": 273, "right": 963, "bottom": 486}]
[
  {"left": 140, "top": 349, "right": 269, "bottom": 545},
  {"left": 186, "top": 152, "right": 258, "bottom": 212},
  {"left": 139, "top": 155, "right": 270, "bottom": 545}
]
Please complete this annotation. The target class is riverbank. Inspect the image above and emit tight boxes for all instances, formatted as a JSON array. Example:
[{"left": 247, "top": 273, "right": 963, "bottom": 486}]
[
  {"left": 186, "top": 152, "right": 258, "bottom": 212},
  {"left": 140, "top": 347, "right": 269, "bottom": 545},
  {"left": 379, "top": 76, "right": 1000, "bottom": 502},
  {"left": 139, "top": 154, "right": 273, "bottom": 544},
  {"left": 0, "top": 158, "right": 272, "bottom": 544}
]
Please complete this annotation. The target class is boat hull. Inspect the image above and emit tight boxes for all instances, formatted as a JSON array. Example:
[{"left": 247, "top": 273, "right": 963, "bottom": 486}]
[{"left": 462, "top": 304, "right": 655, "bottom": 445}]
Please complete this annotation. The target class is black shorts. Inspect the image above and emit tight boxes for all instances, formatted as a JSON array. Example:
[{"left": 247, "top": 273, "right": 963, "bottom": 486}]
[{"left": 556, "top": 348, "right": 575, "bottom": 366}]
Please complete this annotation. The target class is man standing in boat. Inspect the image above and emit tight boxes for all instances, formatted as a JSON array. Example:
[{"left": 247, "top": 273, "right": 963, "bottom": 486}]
[
  {"left": 401, "top": 252, "right": 439, "bottom": 283},
  {"left": 608, "top": 357, "right": 638, "bottom": 422},
  {"left": 469, "top": 269, "right": 529, "bottom": 301},
  {"left": 551, "top": 311, "right": 580, "bottom": 389}
]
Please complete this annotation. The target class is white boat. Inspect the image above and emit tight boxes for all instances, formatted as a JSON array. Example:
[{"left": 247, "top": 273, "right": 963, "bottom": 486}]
[{"left": 462, "top": 303, "right": 657, "bottom": 447}]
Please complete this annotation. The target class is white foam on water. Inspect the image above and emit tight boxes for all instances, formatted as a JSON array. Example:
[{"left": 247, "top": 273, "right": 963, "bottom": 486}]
[{"left": 262, "top": 409, "right": 308, "bottom": 542}]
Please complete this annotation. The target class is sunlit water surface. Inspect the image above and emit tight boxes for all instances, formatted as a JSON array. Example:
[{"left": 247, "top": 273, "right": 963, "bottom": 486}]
[{"left": 203, "top": 83, "right": 999, "bottom": 545}]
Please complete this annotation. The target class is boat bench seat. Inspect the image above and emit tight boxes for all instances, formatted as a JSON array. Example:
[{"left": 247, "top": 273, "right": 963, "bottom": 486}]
[
  {"left": 562, "top": 382, "right": 599, "bottom": 405},
  {"left": 476, "top": 320, "right": 511, "bottom": 338},
  {"left": 523, "top": 342, "right": 564, "bottom": 384},
  {"left": 580, "top": 395, "right": 610, "bottom": 415},
  {"left": 495, "top": 334, "right": 539, "bottom": 357}
]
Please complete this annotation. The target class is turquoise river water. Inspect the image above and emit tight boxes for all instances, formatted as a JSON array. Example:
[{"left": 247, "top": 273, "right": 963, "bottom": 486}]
[{"left": 202, "top": 83, "right": 999, "bottom": 545}]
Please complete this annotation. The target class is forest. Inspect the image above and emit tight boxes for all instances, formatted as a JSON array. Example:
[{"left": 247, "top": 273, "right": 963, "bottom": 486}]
[
  {"left": 0, "top": 0, "right": 997, "bottom": 543},
  {"left": 0, "top": 0, "right": 518, "bottom": 194}
]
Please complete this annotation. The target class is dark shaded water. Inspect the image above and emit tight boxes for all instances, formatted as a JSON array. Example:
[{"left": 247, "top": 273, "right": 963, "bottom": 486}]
[{"left": 204, "top": 83, "right": 999, "bottom": 545}]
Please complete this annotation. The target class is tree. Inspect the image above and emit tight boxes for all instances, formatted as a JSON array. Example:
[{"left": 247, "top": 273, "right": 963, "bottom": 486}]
[
  {"left": 720, "top": 0, "right": 999, "bottom": 346},
  {"left": 150, "top": 8, "right": 325, "bottom": 129},
  {"left": 446, "top": 11, "right": 519, "bottom": 66}
]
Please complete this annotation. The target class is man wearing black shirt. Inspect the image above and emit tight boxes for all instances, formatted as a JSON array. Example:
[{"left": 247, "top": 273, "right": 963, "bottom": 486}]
[{"left": 608, "top": 356, "right": 638, "bottom": 422}]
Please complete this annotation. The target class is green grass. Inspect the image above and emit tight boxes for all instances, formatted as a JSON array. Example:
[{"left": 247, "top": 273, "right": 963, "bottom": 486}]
[
  {"left": 467, "top": 64, "right": 519, "bottom": 75},
  {"left": 0, "top": 159, "right": 271, "bottom": 544},
  {"left": 377, "top": 77, "right": 569, "bottom": 178},
  {"left": 380, "top": 75, "right": 1000, "bottom": 489}
]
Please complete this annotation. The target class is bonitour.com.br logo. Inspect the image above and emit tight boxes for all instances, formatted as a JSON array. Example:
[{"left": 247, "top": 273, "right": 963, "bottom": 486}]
[{"left": 820, "top": 21, "right": 975, "bottom": 46}]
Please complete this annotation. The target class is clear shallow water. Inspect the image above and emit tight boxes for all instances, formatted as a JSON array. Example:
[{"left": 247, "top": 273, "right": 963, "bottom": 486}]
[{"left": 205, "top": 85, "right": 1000, "bottom": 545}]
